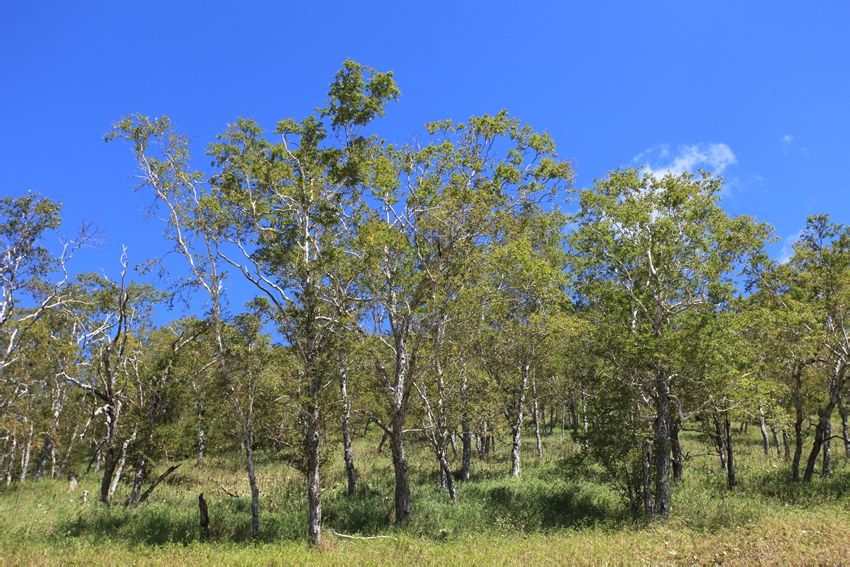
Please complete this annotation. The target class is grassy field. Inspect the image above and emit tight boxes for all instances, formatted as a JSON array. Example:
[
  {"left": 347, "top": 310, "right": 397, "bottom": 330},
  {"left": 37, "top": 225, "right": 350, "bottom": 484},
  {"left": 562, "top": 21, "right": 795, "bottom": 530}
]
[{"left": 1, "top": 427, "right": 849, "bottom": 565}]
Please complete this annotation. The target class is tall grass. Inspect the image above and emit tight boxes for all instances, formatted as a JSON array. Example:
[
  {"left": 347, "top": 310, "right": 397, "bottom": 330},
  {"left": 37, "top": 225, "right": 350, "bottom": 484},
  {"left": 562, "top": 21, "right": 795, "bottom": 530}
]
[{"left": 1, "top": 424, "right": 849, "bottom": 565}]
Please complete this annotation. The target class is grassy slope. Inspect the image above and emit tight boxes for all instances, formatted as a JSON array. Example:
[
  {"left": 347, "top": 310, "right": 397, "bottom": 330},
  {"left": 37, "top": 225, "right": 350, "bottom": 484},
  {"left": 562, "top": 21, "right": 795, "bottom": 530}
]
[{"left": 1, "top": 427, "right": 849, "bottom": 565}]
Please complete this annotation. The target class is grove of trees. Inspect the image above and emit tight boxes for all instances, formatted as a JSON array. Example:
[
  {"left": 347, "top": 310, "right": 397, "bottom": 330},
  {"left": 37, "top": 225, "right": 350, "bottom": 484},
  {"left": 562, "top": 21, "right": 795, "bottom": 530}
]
[{"left": 2, "top": 61, "right": 849, "bottom": 545}]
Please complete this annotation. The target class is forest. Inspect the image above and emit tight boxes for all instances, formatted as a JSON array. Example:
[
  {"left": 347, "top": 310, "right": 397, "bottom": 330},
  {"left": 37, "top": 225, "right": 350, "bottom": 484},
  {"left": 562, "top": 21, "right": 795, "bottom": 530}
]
[{"left": 1, "top": 61, "right": 849, "bottom": 564}]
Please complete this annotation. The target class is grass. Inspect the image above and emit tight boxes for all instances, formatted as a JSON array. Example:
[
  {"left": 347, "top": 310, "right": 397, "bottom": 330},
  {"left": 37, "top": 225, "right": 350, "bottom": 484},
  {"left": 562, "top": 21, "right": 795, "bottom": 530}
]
[{"left": 1, "top": 426, "right": 849, "bottom": 565}]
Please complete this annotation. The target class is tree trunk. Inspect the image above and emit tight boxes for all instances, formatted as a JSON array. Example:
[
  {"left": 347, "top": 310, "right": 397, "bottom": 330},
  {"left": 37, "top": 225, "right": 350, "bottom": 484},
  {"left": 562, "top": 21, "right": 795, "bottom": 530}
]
[
  {"left": 792, "top": 366, "right": 805, "bottom": 481},
  {"left": 107, "top": 433, "right": 134, "bottom": 500},
  {"left": 652, "top": 372, "right": 671, "bottom": 519},
  {"left": 339, "top": 352, "right": 356, "bottom": 497},
  {"left": 782, "top": 429, "right": 791, "bottom": 461},
  {"left": 758, "top": 408, "right": 770, "bottom": 456},
  {"left": 725, "top": 415, "right": 736, "bottom": 489},
  {"left": 839, "top": 396, "right": 850, "bottom": 458},
  {"left": 305, "top": 395, "right": 322, "bottom": 546},
  {"left": 198, "top": 493, "right": 210, "bottom": 541},
  {"left": 821, "top": 418, "right": 831, "bottom": 478},
  {"left": 804, "top": 406, "right": 835, "bottom": 481},
  {"left": 196, "top": 398, "right": 206, "bottom": 465},
  {"left": 390, "top": 411, "right": 411, "bottom": 523},
  {"left": 460, "top": 374, "right": 472, "bottom": 481},
  {"left": 770, "top": 426, "right": 781, "bottom": 457},
  {"left": 4, "top": 434, "right": 16, "bottom": 485},
  {"left": 244, "top": 435, "right": 260, "bottom": 540},
  {"left": 642, "top": 438, "right": 654, "bottom": 519},
  {"left": 19, "top": 420, "right": 34, "bottom": 482},
  {"left": 569, "top": 396, "right": 578, "bottom": 433},
  {"left": 670, "top": 417, "right": 683, "bottom": 483},
  {"left": 713, "top": 415, "right": 727, "bottom": 471},
  {"left": 510, "top": 362, "right": 530, "bottom": 478},
  {"left": 531, "top": 375, "right": 543, "bottom": 460},
  {"left": 127, "top": 460, "right": 147, "bottom": 508}
]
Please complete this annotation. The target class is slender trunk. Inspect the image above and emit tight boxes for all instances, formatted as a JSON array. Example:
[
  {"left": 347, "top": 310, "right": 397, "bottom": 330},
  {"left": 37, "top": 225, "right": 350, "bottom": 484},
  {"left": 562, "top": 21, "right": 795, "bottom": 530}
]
[
  {"left": 19, "top": 421, "right": 33, "bottom": 482},
  {"left": 531, "top": 375, "right": 542, "bottom": 460},
  {"left": 838, "top": 396, "right": 850, "bottom": 458},
  {"left": 339, "top": 352, "right": 356, "bottom": 497},
  {"left": 770, "top": 426, "right": 781, "bottom": 458},
  {"left": 758, "top": 408, "right": 770, "bottom": 456},
  {"left": 670, "top": 417, "right": 683, "bottom": 483},
  {"left": 196, "top": 397, "right": 206, "bottom": 465},
  {"left": 460, "top": 374, "right": 471, "bottom": 481},
  {"left": 792, "top": 366, "right": 805, "bottom": 481},
  {"left": 782, "top": 429, "right": 791, "bottom": 461},
  {"left": 510, "top": 362, "right": 530, "bottom": 478},
  {"left": 198, "top": 493, "right": 210, "bottom": 541},
  {"left": 713, "top": 416, "right": 727, "bottom": 471},
  {"left": 99, "top": 448, "right": 118, "bottom": 503},
  {"left": 244, "top": 434, "right": 260, "bottom": 540},
  {"left": 127, "top": 461, "right": 147, "bottom": 508},
  {"left": 652, "top": 371, "right": 671, "bottom": 519},
  {"left": 107, "top": 432, "right": 134, "bottom": 499},
  {"left": 437, "top": 446, "right": 456, "bottom": 502},
  {"left": 569, "top": 396, "right": 578, "bottom": 433},
  {"left": 305, "top": 411, "right": 322, "bottom": 545},
  {"left": 804, "top": 406, "right": 835, "bottom": 481},
  {"left": 642, "top": 438, "right": 654, "bottom": 519},
  {"left": 0, "top": 436, "right": 8, "bottom": 476},
  {"left": 4, "top": 434, "right": 16, "bottom": 485},
  {"left": 821, "top": 418, "right": 831, "bottom": 478},
  {"left": 725, "top": 415, "right": 736, "bottom": 489},
  {"left": 390, "top": 411, "right": 410, "bottom": 523}
]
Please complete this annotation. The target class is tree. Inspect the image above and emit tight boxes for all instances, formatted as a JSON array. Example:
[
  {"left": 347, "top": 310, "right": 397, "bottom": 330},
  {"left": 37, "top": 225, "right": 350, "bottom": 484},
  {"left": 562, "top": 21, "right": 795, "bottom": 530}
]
[{"left": 569, "top": 169, "right": 767, "bottom": 518}]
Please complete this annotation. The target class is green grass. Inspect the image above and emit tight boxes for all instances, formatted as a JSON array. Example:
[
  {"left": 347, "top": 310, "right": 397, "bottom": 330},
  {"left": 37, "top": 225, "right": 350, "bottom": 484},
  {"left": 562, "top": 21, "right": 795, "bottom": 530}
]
[{"left": 1, "top": 427, "right": 849, "bottom": 565}]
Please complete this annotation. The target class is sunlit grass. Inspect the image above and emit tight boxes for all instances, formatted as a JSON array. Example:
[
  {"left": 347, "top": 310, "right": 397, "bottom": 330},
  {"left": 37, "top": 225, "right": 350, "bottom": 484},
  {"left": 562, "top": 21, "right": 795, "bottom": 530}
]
[{"left": 1, "top": 425, "right": 849, "bottom": 565}]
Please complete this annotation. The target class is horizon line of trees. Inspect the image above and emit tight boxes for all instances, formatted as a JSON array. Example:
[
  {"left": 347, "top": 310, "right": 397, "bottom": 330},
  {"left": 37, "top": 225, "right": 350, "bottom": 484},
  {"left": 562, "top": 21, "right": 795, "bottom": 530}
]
[{"left": 1, "top": 61, "right": 848, "bottom": 545}]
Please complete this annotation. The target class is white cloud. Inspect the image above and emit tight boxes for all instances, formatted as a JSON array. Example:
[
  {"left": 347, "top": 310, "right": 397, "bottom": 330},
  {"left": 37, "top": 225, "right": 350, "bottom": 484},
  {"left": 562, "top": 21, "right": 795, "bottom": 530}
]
[
  {"left": 633, "top": 143, "right": 737, "bottom": 178},
  {"left": 779, "top": 229, "right": 802, "bottom": 264},
  {"left": 781, "top": 134, "right": 794, "bottom": 145}
]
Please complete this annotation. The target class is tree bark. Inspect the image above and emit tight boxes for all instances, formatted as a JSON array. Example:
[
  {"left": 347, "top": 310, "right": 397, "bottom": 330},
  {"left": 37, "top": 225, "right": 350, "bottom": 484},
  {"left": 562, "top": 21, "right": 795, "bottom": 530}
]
[
  {"left": 459, "top": 373, "right": 472, "bottom": 481},
  {"left": 713, "top": 415, "right": 727, "bottom": 471},
  {"left": 19, "top": 420, "right": 33, "bottom": 482},
  {"left": 390, "top": 411, "right": 410, "bottom": 523},
  {"left": 652, "top": 371, "right": 671, "bottom": 519},
  {"left": 4, "top": 433, "right": 16, "bottom": 485},
  {"left": 641, "top": 438, "right": 654, "bottom": 519},
  {"left": 339, "top": 352, "right": 356, "bottom": 497},
  {"left": 670, "top": 417, "right": 683, "bottom": 483},
  {"left": 791, "top": 365, "right": 805, "bottom": 481},
  {"left": 198, "top": 492, "right": 210, "bottom": 541},
  {"left": 758, "top": 408, "right": 770, "bottom": 456},
  {"left": 821, "top": 418, "right": 831, "bottom": 478},
  {"left": 838, "top": 395, "right": 850, "bottom": 458},
  {"left": 305, "top": 392, "right": 322, "bottom": 546},
  {"left": 725, "top": 415, "right": 736, "bottom": 489},
  {"left": 244, "top": 435, "right": 260, "bottom": 540},
  {"left": 510, "top": 362, "right": 530, "bottom": 478},
  {"left": 531, "top": 375, "right": 543, "bottom": 460}
]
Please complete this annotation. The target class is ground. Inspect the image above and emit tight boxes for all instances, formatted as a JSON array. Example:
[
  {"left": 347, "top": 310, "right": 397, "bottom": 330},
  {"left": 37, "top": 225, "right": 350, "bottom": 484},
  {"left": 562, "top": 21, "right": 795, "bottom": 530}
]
[{"left": 1, "top": 426, "right": 849, "bottom": 565}]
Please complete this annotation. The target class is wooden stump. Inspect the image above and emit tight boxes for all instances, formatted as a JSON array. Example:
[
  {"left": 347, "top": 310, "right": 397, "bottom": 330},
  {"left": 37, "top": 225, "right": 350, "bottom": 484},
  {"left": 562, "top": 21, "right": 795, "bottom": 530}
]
[{"left": 198, "top": 492, "right": 210, "bottom": 541}]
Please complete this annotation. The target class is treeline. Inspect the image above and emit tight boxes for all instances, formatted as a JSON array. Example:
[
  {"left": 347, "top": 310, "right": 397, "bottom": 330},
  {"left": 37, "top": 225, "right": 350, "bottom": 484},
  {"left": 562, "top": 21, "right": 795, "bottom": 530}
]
[{"left": 1, "top": 61, "right": 848, "bottom": 545}]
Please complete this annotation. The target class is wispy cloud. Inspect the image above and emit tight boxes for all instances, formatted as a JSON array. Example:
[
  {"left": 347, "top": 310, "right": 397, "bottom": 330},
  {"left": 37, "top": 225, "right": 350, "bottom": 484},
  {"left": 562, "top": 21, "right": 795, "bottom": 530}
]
[
  {"left": 779, "top": 229, "right": 802, "bottom": 264},
  {"left": 633, "top": 143, "right": 737, "bottom": 177}
]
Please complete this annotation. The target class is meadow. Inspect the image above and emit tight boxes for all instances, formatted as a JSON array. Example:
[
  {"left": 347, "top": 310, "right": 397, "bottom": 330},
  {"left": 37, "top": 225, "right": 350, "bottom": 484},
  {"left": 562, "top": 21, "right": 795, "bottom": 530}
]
[{"left": 1, "top": 426, "right": 849, "bottom": 566}]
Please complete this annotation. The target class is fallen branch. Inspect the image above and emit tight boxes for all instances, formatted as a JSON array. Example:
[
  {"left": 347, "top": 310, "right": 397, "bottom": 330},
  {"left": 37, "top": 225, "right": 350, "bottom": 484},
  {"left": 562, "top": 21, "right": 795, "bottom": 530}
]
[
  {"left": 214, "top": 481, "right": 239, "bottom": 498},
  {"left": 137, "top": 463, "right": 182, "bottom": 504},
  {"left": 331, "top": 529, "right": 392, "bottom": 540}
]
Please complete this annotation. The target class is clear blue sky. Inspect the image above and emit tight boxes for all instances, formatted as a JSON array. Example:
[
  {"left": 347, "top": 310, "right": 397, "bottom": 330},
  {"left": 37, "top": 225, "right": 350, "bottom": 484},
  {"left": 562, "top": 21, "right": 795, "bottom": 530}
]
[{"left": 2, "top": 1, "right": 849, "bottom": 284}]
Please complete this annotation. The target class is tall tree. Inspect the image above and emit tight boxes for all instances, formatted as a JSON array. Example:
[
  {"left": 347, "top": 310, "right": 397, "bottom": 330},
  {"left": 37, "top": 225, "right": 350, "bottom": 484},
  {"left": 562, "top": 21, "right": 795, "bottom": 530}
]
[{"left": 569, "top": 169, "right": 767, "bottom": 518}]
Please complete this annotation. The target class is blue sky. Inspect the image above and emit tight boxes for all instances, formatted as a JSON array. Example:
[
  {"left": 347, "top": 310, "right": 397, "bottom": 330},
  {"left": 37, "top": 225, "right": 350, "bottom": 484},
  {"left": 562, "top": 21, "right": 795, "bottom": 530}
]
[{"left": 2, "top": 1, "right": 849, "bottom": 289}]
